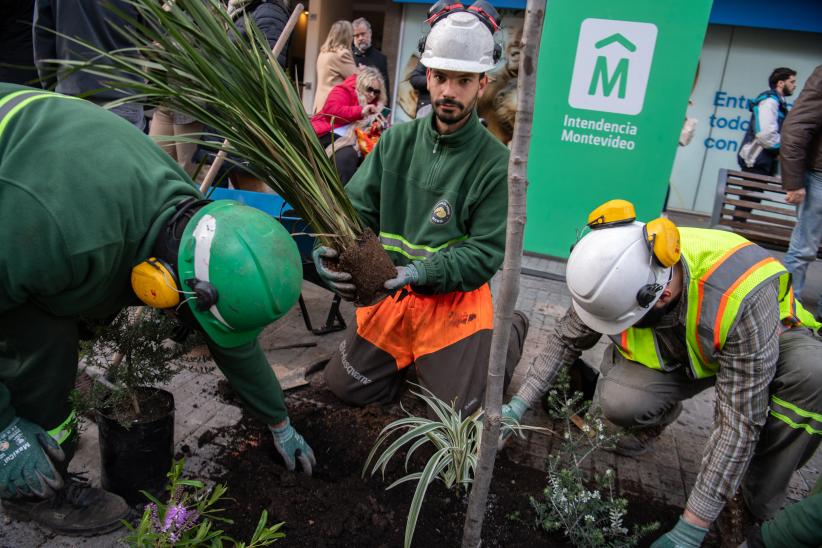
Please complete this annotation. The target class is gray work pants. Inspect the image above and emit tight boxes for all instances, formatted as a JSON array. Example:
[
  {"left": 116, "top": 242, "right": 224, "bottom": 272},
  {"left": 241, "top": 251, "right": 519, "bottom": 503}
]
[{"left": 595, "top": 328, "right": 822, "bottom": 519}]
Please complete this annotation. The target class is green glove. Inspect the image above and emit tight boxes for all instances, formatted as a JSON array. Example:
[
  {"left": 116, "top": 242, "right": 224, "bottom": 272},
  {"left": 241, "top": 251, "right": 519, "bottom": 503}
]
[
  {"left": 0, "top": 417, "right": 65, "bottom": 499},
  {"left": 651, "top": 517, "right": 708, "bottom": 548},
  {"left": 311, "top": 246, "right": 356, "bottom": 301},
  {"left": 269, "top": 418, "right": 316, "bottom": 476},
  {"left": 384, "top": 264, "right": 422, "bottom": 291},
  {"left": 498, "top": 396, "right": 530, "bottom": 450}
]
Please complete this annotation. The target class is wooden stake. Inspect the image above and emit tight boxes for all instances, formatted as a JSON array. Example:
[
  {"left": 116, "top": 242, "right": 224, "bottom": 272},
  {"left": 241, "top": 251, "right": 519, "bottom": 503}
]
[{"left": 462, "top": 2, "right": 546, "bottom": 546}]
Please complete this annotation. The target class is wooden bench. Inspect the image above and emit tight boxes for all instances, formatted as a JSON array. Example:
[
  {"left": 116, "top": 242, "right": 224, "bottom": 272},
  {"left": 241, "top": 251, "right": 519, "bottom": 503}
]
[{"left": 711, "top": 169, "right": 822, "bottom": 257}]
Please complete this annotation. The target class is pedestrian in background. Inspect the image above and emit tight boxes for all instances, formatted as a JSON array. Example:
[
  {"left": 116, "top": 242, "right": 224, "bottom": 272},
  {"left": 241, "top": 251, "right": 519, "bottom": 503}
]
[
  {"left": 313, "top": 20, "right": 356, "bottom": 114},
  {"left": 311, "top": 66, "right": 385, "bottom": 184},
  {"left": 738, "top": 67, "right": 797, "bottom": 176},
  {"left": 352, "top": 17, "right": 390, "bottom": 99},
  {"left": 781, "top": 64, "right": 822, "bottom": 320},
  {"left": 33, "top": 0, "right": 147, "bottom": 131}
]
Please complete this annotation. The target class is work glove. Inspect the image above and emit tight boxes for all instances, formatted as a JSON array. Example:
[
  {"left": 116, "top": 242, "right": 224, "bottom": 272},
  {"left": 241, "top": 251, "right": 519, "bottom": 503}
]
[
  {"left": 384, "top": 264, "right": 420, "bottom": 291},
  {"left": 312, "top": 246, "right": 356, "bottom": 301},
  {"left": 651, "top": 517, "right": 708, "bottom": 548},
  {"left": 269, "top": 417, "right": 316, "bottom": 476},
  {"left": 497, "top": 396, "right": 530, "bottom": 451},
  {"left": 0, "top": 417, "right": 65, "bottom": 499}
]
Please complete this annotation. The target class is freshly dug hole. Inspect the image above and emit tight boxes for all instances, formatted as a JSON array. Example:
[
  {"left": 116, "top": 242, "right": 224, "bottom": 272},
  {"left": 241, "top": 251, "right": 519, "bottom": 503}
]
[{"left": 334, "top": 228, "right": 396, "bottom": 306}]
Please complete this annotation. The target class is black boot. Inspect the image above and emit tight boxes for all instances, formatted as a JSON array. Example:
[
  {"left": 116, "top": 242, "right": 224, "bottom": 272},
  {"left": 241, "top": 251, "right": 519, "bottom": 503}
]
[{"left": 4, "top": 474, "right": 130, "bottom": 536}]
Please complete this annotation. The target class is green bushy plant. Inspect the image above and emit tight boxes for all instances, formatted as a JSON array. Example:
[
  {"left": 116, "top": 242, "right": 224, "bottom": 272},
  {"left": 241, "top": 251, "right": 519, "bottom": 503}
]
[
  {"left": 530, "top": 369, "right": 659, "bottom": 547},
  {"left": 76, "top": 308, "right": 188, "bottom": 425}
]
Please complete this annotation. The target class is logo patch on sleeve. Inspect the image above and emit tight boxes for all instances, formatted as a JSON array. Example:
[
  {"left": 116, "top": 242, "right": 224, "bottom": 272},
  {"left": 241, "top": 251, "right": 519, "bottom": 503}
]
[{"left": 431, "top": 200, "right": 452, "bottom": 225}]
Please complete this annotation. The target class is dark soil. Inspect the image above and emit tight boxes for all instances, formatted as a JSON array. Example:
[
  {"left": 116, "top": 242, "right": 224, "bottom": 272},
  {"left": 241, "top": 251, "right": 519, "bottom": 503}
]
[
  {"left": 210, "top": 386, "right": 680, "bottom": 547},
  {"left": 336, "top": 228, "right": 396, "bottom": 306},
  {"left": 98, "top": 386, "right": 174, "bottom": 425}
]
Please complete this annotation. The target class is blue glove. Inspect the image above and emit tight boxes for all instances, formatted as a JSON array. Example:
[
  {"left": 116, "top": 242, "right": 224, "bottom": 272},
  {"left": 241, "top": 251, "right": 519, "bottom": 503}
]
[
  {"left": 269, "top": 418, "right": 316, "bottom": 476},
  {"left": 384, "top": 264, "right": 421, "bottom": 291},
  {"left": 498, "top": 396, "right": 530, "bottom": 450},
  {"left": 312, "top": 246, "right": 356, "bottom": 301},
  {"left": 651, "top": 517, "right": 708, "bottom": 548},
  {"left": 0, "top": 417, "right": 65, "bottom": 499}
]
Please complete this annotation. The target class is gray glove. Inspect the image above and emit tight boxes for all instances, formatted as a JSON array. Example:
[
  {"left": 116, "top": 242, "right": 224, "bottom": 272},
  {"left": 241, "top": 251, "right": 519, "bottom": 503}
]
[
  {"left": 384, "top": 264, "right": 420, "bottom": 291},
  {"left": 498, "top": 396, "right": 529, "bottom": 450},
  {"left": 312, "top": 246, "right": 356, "bottom": 301},
  {"left": 269, "top": 418, "right": 316, "bottom": 476},
  {"left": 650, "top": 516, "right": 708, "bottom": 548}
]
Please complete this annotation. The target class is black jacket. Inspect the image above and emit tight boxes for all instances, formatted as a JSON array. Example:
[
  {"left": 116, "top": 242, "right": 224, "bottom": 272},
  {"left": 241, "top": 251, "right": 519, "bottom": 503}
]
[
  {"left": 353, "top": 45, "right": 390, "bottom": 97},
  {"left": 233, "top": 0, "right": 290, "bottom": 67},
  {"left": 408, "top": 61, "right": 430, "bottom": 109}
]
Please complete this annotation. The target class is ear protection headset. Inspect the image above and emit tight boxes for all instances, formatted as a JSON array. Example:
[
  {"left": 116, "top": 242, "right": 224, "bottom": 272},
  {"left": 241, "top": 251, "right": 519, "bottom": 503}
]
[
  {"left": 417, "top": 0, "right": 503, "bottom": 65},
  {"left": 131, "top": 198, "right": 219, "bottom": 321},
  {"left": 586, "top": 200, "right": 681, "bottom": 309}
]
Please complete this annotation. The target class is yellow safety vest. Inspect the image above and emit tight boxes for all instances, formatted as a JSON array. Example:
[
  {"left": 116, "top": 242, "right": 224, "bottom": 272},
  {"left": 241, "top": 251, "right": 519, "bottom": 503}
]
[{"left": 612, "top": 228, "right": 822, "bottom": 379}]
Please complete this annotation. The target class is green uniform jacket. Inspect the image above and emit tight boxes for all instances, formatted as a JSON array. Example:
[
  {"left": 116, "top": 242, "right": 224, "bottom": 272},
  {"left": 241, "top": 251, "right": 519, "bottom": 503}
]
[
  {"left": 346, "top": 111, "right": 510, "bottom": 293},
  {"left": 0, "top": 84, "right": 288, "bottom": 429}
]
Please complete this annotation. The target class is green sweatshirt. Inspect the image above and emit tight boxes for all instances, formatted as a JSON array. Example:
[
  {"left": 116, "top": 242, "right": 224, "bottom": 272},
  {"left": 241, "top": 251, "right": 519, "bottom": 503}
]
[
  {"left": 0, "top": 84, "right": 287, "bottom": 430},
  {"left": 346, "top": 111, "right": 510, "bottom": 293}
]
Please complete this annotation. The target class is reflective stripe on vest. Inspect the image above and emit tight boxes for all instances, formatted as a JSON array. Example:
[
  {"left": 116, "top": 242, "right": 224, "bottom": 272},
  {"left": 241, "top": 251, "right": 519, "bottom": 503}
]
[
  {"left": 612, "top": 228, "right": 822, "bottom": 379},
  {"left": 769, "top": 395, "right": 822, "bottom": 436},
  {"left": 378, "top": 231, "right": 468, "bottom": 261},
  {"left": 0, "top": 89, "right": 83, "bottom": 139}
]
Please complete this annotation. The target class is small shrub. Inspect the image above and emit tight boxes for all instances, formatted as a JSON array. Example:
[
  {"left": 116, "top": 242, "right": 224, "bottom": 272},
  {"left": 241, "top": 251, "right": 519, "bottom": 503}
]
[
  {"left": 74, "top": 308, "right": 189, "bottom": 425},
  {"left": 363, "top": 385, "right": 542, "bottom": 548},
  {"left": 125, "top": 459, "right": 284, "bottom": 547},
  {"left": 530, "top": 369, "right": 659, "bottom": 547}
]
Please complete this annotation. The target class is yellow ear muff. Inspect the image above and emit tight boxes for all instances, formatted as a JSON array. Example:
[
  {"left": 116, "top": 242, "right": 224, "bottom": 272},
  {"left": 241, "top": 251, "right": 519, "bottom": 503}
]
[
  {"left": 645, "top": 218, "right": 681, "bottom": 268},
  {"left": 587, "top": 199, "right": 637, "bottom": 229},
  {"left": 131, "top": 258, "right": 182, "bottom": 309}
]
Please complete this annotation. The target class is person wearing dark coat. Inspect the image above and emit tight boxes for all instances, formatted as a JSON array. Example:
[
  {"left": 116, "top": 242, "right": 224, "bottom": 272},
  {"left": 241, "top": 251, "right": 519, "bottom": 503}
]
[
  {"left": 408, "top": 60, "right": 431, "bottom": 114},
  {"left": 229, "top": 0, "right": 291, "bottom": 67},
  {"left": 352, "top": 17, "right": 390, "bottom": 99},
  {"left": 0, "top": 0, "right": 38, "bottom": 85}
]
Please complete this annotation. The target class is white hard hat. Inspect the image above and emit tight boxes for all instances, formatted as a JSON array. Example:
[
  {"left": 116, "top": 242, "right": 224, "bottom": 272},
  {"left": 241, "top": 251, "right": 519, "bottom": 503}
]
[
  {"left": 420, "top": 11, "right": 497, "bottom": 73},
  {"left": 566, "top": 222, "right": 672, "bottom": 335}
]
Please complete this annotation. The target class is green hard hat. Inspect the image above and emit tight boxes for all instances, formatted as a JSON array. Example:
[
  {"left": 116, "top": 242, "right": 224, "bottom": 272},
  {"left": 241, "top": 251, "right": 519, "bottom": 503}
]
[{"left": 177, "top": 200, "right": 302, "bottom": 348}]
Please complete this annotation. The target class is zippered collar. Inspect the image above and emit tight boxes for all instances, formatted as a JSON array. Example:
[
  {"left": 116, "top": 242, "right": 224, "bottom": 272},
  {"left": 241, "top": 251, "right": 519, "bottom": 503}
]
[{"left": 423, "top": 109, "right": 483, "bottom": 152}]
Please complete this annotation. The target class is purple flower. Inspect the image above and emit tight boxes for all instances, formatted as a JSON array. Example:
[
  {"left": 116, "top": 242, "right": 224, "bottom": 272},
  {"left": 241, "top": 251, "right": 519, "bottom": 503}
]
[{"left": 163, "top": 504, "right": 188, "bottom": 532}]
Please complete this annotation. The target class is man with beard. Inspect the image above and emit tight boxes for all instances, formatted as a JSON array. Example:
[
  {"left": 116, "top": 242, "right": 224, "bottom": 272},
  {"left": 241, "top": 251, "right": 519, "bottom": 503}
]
[
  {"left": 738, "top": 67, "right": 797, "bottom": 176},
  {"left": 351, "top": 17, "right": 390, "bottom": 99},
  {"left": 501, "top": 200, "right": 822, "bottom": 548},
  {"left": 312, "top": 1, "right": 528, "bottom": 416}
]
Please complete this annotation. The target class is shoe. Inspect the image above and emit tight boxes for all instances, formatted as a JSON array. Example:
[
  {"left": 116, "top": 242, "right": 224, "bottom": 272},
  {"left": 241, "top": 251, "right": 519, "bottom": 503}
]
[
  {"left": 610, "top": 425, "right": 665, "bottom": 457},
  {"left": 28, "top": 475, "right": 129, "bottom": 536}
]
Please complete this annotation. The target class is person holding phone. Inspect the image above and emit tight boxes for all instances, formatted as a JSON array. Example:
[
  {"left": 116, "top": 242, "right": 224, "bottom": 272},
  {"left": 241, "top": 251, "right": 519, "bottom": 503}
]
[{"left": 310, "top": 66, "right": 386, "bottom": 184}]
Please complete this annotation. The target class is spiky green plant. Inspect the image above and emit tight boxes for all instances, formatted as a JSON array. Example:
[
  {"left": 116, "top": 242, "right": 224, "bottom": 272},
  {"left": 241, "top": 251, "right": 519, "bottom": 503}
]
[
  {"left": 362, "top": 385, "right": 544, "bottom": 548},
  {"left": 48, "top": 0, "right": 361, "bottom": 247}
]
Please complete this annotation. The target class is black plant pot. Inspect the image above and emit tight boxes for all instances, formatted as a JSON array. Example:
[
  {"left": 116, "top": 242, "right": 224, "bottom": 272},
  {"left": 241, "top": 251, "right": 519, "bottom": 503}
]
[{"left": 96, "top": 387, "right": 175, "bottom": 504}]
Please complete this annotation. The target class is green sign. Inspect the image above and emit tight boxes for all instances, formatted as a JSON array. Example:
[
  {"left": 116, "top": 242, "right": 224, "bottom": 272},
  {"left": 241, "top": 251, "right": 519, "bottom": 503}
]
[{"left": 525, "top": 2, "right": 712, "bottom": 257}]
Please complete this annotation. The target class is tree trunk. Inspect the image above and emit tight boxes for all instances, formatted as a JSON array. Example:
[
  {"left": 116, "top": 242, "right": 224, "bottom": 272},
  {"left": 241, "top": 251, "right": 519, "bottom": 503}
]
[{"left": 461, "top": 2, "right": 546, "bottom": 546}]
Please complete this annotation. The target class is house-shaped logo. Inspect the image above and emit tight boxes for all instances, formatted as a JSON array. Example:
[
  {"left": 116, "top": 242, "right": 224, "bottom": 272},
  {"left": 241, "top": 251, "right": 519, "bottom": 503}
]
[{"left": 568, "top": 18, "right": 658, "bottom": 115}]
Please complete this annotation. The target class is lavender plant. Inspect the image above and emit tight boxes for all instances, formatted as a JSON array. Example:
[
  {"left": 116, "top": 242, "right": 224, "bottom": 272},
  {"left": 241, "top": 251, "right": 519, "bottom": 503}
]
[
  {"left": 530, "top": 368, "right": 658, "bottom": 547},
  {"left": 125, "top": 459, "right": 284, "bottom": 547}
]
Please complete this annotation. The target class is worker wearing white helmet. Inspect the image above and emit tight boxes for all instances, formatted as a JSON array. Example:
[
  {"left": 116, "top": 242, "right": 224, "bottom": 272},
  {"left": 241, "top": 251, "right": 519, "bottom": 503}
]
[
  {"left": 314, "top": 2, "right": 528, "bottom": 417},
  {"left": 502, "top": 200, "right": 822, "bottom": 547}
]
